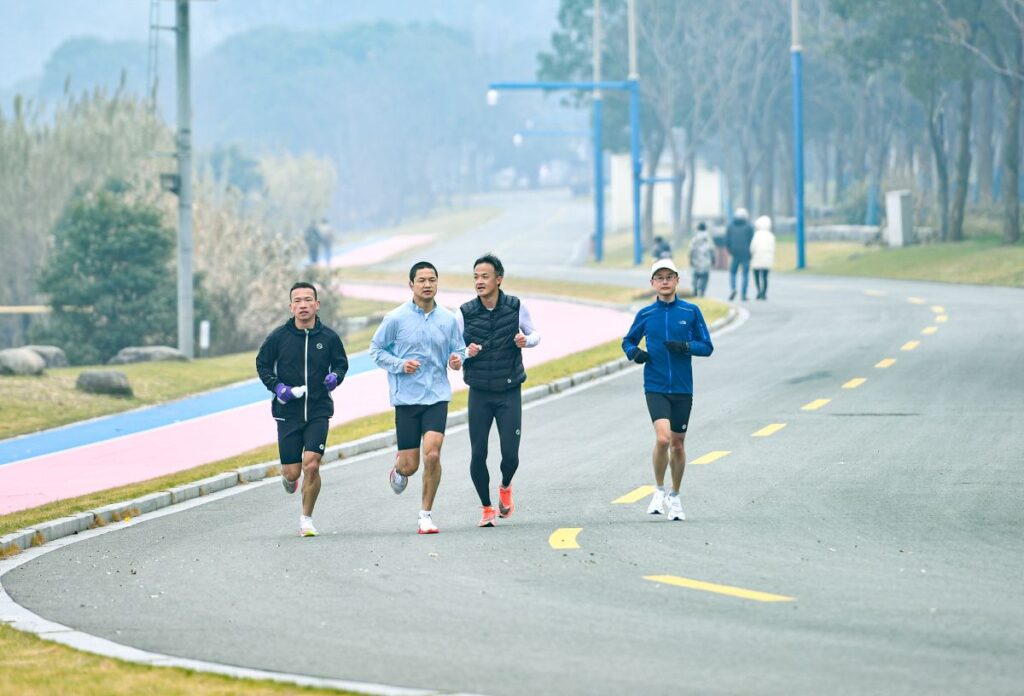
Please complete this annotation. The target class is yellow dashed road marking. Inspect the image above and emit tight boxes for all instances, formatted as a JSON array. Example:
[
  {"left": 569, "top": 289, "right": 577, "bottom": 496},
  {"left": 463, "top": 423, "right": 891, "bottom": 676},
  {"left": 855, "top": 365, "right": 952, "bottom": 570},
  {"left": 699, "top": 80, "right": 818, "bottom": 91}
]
[
  {"left": 931, "top": 305, "right": 945, "bottom": 313},
  {"left": 751, "top": 423, "right": 787, "bottom": 437},
  {"left": 875, "top": 358, "right": 896, "bottom": 369},
  {"left": 612, "top": 485, "right": 656, "bottom": 504},
  {"left": 901, "top": 341, "right": 920, "bottom": 351},
  {"left": 690, "top": 450, "right": 732, "bottom": 465},
  {"left": 644, "top": 575, "right": 795, "bottom": 602},
  {"left": 935, "top": 315, "right": 948, "bottom": 323},
  {"left": 842, "top": 378, "right": 867, "bottom": 389},
  {"left": 549, "top": 528, "right": 582, "bottom": 549},
  {"left": 801, "top": 398, "right": 831, "bottom": 411},
  {"left": 908, "top": 297, "right": 926, "bottom": 305},
  {"left": 922, "top": 326, "right": 938, "bottom": 335}
]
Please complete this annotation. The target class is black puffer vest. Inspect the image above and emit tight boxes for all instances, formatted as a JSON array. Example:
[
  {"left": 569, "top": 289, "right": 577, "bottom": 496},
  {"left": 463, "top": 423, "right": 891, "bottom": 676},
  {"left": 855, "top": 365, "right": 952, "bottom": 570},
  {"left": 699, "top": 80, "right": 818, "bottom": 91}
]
[{"left": 460, "top": 291, "right": 526, "bottom": 391}]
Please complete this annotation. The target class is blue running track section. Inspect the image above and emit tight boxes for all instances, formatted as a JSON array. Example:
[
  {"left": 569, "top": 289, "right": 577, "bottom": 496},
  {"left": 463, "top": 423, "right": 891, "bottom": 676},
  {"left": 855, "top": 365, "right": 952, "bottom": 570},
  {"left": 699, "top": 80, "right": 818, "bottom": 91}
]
[{"left": 0, "top": 353, "right": 376, "bottom": 467}]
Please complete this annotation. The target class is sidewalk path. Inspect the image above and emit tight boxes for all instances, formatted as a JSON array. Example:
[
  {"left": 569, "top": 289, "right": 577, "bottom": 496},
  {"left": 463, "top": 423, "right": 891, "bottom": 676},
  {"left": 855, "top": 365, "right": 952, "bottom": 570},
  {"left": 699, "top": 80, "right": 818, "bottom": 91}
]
[
  {"left": 0, "top": 286, "right": 631, "bottom": 514},
  {"left": 327, "top": 234, "right": 436, "bottom": 267}
]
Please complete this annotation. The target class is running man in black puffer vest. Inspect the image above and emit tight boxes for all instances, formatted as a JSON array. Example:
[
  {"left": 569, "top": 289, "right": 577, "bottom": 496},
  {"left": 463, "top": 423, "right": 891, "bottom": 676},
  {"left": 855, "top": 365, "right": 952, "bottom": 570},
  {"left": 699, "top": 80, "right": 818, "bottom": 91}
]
[{"left": 456, "top": 254, "right": 541, "bottom": 528}]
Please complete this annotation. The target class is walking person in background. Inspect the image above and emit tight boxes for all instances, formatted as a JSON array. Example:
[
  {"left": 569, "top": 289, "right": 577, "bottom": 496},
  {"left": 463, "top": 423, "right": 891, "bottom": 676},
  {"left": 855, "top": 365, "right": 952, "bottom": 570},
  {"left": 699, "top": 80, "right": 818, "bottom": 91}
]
[
  {"left": 750, "top": 215, "right": 776, "bottom": 300},
  {"left": 318, "top": 217, "right": 334, "bottom": 265},
  {"left": 621, "top": 259, "right": 714, "bottom": 522},
  {"left": 456, "top": 254, "right": 541, "bottom": 528},
  {"left": 370, "top": 261, "right": 468, "bottom": 535},
  {"left": 651, "top": 235, "right": 673, "bottom": 260},
  {"left": 304, "top": 220, "right": 322, "bottom": 265},
  {"left": 725, "top": 208, "right": 754, "bottom": 301},
  {"left": 256, "top": 282, "right": 348, "bottom": 537},
  {"left": 687, "top": 222, "right": 715, "bottom": 298}
]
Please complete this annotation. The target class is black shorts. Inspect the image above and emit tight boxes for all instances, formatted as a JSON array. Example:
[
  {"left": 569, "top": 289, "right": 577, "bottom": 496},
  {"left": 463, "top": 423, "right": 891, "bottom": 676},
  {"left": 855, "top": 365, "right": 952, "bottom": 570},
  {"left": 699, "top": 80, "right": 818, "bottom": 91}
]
[
  {"left": 645, "top": 392, "right": 693, "bottom": 433},
  {"left": 276, "top": 417, "right": 330, "bottom": 465},
  {"left": 395, "top": 401, "right": 449, "bottom": 450}
]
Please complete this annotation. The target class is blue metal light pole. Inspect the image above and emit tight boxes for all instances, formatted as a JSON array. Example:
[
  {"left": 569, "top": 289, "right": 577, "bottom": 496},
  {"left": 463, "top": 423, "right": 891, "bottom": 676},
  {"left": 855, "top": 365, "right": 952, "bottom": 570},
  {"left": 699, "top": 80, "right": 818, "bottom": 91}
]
[
  {"left": 592, "top": 0, "right": 605, "bottom": 262},
  {"left": 627, "top": 0, "right": 643, "bottom": 265},
  {"left": 488, "top": 80, "right": 641, "bottom": 264},
  {"left": 593, "top": 97, "right": 605, "bottom": 261},
  {"left": 628, "top": 80, "right": 642, "bottom": 265},
  {"left": 791, "top": 0, "right": 806, "bottom": 270}
]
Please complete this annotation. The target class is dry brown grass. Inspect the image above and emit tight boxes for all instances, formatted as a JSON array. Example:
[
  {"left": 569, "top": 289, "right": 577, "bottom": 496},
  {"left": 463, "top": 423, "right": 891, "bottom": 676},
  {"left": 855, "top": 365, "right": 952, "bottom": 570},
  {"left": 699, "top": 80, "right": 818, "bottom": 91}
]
[{"left": 0, "top": 624, "right": 361, "bottom": 695}]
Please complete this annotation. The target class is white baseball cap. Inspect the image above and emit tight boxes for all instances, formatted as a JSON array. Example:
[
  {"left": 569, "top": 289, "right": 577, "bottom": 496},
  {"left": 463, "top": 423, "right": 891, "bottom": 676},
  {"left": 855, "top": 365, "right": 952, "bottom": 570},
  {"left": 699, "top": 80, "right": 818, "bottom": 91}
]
[{"left": 650, "top": 258, "right": 679, "bottom": 277}]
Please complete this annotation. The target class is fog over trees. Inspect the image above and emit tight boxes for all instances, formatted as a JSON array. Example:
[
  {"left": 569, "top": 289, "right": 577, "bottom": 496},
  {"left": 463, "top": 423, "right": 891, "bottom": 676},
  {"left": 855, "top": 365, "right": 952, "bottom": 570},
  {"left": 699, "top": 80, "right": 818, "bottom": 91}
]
[{"left": 1, "top": 1, "right": 1021, "bottom": 353}]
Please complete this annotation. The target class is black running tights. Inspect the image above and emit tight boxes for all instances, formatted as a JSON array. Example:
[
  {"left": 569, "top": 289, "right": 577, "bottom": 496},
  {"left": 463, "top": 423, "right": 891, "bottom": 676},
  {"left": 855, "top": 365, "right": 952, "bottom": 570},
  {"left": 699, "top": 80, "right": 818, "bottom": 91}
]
[{"left": 468, "top": 386, "right": 522, "bottom": 506}]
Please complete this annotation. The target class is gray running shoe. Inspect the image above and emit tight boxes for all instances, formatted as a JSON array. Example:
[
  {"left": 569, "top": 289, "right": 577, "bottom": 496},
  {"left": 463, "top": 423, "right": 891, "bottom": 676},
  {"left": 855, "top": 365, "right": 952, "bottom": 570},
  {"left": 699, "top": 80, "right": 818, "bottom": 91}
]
[
  {"left": 389, "top": 465, "right": 408, "bottom": 494},
  {"left": 282, "top": 474, "right": 298, "bottom": 494}
]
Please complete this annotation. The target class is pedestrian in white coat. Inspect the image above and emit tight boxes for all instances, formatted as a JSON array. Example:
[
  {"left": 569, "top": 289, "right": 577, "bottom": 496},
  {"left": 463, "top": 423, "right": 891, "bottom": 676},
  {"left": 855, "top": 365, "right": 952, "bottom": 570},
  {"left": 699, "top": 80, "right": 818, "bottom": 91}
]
[{"left": 750, "top": 215, "right": 776, "bottom": 300}]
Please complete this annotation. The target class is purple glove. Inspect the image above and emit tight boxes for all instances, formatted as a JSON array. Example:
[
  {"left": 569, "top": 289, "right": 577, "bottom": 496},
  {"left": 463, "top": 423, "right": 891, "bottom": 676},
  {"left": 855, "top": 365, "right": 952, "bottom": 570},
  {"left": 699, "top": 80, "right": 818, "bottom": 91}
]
[
  {"left": 274, "top": 383, "right": 295, "bottom": 403},
  {"left": 323, "top": 372, "right": 339, "bottom": 392}
]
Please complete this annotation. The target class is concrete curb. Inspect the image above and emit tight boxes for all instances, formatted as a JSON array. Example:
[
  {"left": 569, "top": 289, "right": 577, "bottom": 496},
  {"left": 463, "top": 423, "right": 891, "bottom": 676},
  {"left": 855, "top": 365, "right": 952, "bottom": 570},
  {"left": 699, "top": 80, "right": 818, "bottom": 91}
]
[{"left": 0, "top": 303, "right": 738, "bottom": 561}]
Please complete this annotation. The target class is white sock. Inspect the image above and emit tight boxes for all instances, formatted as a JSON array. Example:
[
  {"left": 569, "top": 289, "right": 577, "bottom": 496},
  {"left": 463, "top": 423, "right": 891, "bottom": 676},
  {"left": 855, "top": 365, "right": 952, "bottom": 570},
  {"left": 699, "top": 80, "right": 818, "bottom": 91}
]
[
  {"left": 419, "top": 510, "right": 432, "bottom": 519},
  {"left": 655, "top": 485, "right": 665, "bottom": 493},
  {"left": 668, "top": 491, "right": 679, "bottom": 497}
]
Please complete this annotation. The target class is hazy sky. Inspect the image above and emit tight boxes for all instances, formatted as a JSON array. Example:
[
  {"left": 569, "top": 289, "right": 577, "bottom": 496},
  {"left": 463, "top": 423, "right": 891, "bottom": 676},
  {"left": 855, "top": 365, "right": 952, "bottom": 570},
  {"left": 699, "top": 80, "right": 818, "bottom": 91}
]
[{"left": 0, "top": 0, "right": 561, "bottom": 90}]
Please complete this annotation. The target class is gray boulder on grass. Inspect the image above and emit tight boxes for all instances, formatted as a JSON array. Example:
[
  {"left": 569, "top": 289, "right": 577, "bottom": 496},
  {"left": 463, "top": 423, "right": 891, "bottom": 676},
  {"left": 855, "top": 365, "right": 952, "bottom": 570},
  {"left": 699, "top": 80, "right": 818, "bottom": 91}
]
[
  {"left": 0, "top": 348, "right": 47, "bottom": 376},
  {"left": 24, "top": 345, "right": 68, "bottom": 368},
  {"left": 108, "top": 346, "right": 188, "bottom": 365},
  {"left": 76, "top": 370, "right": 133, "bottom": 396}
]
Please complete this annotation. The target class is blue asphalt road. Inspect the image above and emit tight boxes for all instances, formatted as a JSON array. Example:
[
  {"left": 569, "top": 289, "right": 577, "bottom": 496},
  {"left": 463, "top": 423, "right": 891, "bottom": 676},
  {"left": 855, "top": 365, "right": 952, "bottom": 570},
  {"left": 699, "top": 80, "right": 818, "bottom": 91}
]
[{"left": 0, "top": 353, "right": 376, "bottom": 467}]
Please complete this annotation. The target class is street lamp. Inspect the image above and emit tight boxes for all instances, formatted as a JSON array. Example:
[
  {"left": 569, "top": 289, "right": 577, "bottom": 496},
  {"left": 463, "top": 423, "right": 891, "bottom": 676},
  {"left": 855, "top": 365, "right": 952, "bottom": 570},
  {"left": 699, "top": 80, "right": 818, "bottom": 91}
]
[{"left": 485, "top": 0, "right": 644, "bottom": 264}]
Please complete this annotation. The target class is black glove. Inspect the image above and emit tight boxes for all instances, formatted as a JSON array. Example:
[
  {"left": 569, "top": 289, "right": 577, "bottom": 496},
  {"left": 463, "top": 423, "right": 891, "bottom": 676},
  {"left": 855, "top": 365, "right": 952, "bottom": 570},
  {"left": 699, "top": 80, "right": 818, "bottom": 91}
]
[
  {"left": 665, "top": 340, "right": 690, "bottom": 354},
  {"left": 633, "top": 349, "right": 650, "bottom": 364}
]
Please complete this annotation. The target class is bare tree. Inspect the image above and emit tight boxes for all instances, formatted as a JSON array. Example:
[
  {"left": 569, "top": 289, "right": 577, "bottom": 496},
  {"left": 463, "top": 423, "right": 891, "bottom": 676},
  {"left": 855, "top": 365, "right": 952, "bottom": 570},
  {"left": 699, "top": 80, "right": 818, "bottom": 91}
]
[{"left": 938, "top": 0, "right": 1024, "bottom": 242}]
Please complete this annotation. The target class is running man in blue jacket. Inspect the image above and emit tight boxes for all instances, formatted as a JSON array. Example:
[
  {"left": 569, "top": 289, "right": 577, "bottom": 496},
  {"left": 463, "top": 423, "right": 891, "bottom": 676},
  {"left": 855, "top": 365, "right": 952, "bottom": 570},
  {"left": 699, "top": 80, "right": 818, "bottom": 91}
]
[
  {"left": 622, "top": 259, "right": 714, "bottom": 521},
  {"left": 371, "top": 261, "right": 468, "bottom": 535}
]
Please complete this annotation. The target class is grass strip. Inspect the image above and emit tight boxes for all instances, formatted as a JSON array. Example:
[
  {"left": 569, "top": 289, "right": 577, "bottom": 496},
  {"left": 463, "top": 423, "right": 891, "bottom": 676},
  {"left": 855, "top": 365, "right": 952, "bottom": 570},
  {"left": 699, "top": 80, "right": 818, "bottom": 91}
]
[
  {"left": 801, "top": 235, "right": 1024, "bottom": 287},
  {"left": 0, "top": 623, "right": 360, "bottom": 696},
  {"left": 592, "top": 229, "right": 1023, "bottom": 287}
]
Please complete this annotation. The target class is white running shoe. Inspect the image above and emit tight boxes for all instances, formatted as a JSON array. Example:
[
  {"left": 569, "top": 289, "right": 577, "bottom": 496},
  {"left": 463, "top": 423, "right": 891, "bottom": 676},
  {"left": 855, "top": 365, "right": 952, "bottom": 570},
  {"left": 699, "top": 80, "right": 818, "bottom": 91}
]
[
  {"left": 417, "top": 515, "right": 439, "bottom": 535},
  {"left": 666, "top": 494, "right": 685, "bottom": 521},
  {"left": 282, "top": 474, "right": 298, "bottom": 494},
  {"left": 299, "top": 515, "right": 318, "bottom": 537},
  {"left": 647, "top": 487, "right": 666, "bottom": 515},
  {"left": 389, "top": 465, "right": 408, "bottom": 494}
]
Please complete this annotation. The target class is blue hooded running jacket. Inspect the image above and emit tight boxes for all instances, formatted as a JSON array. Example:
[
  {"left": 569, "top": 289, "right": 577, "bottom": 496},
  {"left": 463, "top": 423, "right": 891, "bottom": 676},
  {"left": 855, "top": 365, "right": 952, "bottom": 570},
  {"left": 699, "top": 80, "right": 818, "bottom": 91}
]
[{"left": 622, "top": 297, "right": 713, "bottom": 394}]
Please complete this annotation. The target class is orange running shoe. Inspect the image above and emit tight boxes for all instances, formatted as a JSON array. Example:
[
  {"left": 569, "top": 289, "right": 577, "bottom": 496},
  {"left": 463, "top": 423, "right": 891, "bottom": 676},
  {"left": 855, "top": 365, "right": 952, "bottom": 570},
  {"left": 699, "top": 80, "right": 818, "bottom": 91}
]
[
  {"left": 498, "top": 485, "right": 514, "bottom": 518},
  {"left": 478, "top": 505, "right": 497, "bottom": 527}
]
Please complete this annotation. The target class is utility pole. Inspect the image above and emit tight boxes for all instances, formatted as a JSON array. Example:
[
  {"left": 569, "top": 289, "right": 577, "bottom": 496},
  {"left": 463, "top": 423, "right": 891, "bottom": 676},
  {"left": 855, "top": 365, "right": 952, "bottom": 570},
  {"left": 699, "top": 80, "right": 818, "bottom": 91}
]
[
  {"left": 592, "top": 0, "right": 605, "bottom": 262},
  {"left": 627, "top": 0, "right": 642, "bottom": 265},
  {"left": 175, "top": 0, "right": 194, "bottom": 357},
  {"left": 791, "top": 0, "right": 806, "bottom": 270}
]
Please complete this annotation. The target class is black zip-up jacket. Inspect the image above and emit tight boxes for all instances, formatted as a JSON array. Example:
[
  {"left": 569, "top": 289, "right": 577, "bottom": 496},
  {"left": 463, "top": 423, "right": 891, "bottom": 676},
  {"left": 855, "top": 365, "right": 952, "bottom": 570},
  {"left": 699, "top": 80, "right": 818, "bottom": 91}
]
[{"left": 255, "top": 317, "right": 348, "bottom": 422}]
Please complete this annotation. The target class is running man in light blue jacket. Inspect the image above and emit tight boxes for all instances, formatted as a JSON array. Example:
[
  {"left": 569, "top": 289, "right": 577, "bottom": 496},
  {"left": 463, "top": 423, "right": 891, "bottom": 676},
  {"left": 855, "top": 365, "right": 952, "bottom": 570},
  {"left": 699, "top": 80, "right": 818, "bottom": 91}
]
[
  {"left": 622, "top": 258, "right": 714, "bottom": 522},
  {"left": 370, "top": 261, "right": 468, "bottom": 534}
]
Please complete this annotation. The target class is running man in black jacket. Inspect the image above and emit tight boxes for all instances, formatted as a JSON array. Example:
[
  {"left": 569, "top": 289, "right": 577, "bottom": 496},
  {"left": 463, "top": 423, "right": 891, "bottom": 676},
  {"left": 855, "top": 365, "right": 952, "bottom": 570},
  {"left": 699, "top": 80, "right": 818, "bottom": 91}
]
[
  {"left": 256, "top": 282, "right": 348, "bottom": 536},
  {"left": 457, "top": 254, "right": 541, "bottom": 527}
]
